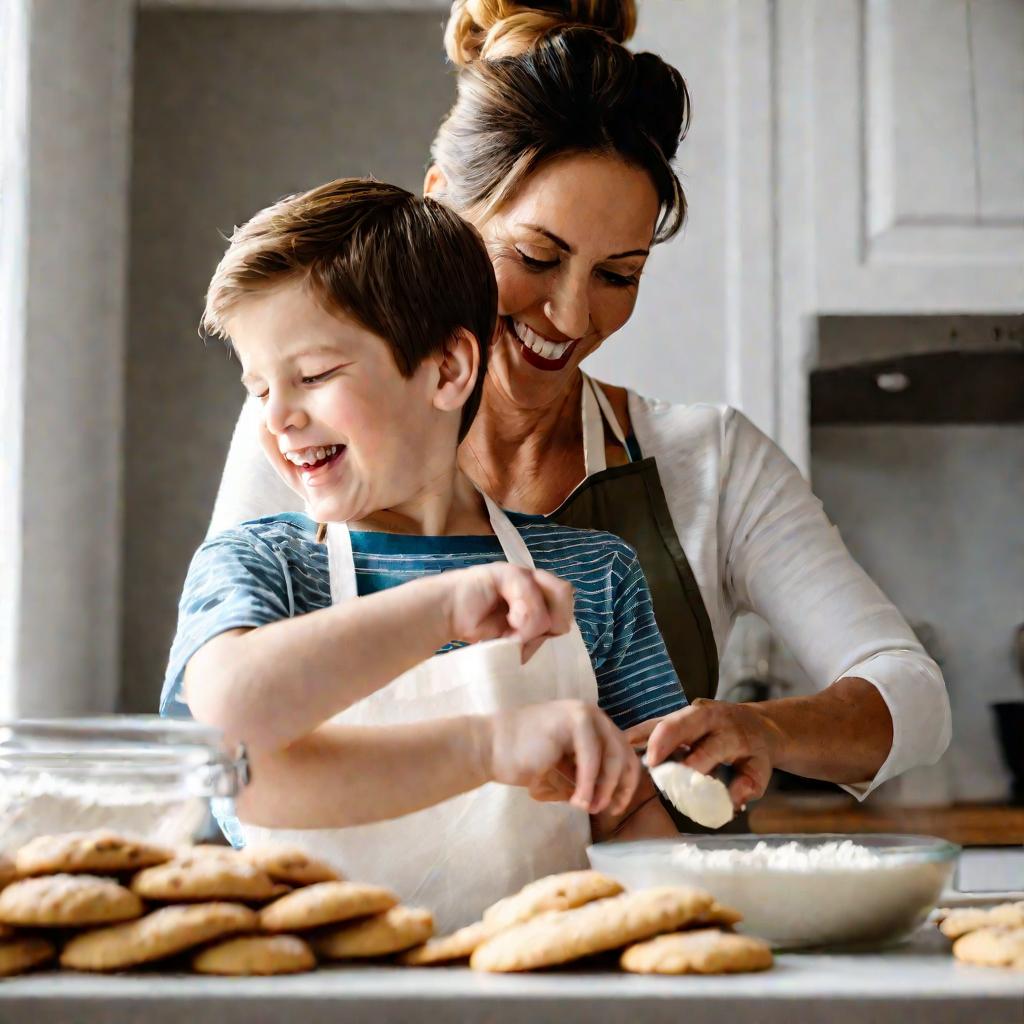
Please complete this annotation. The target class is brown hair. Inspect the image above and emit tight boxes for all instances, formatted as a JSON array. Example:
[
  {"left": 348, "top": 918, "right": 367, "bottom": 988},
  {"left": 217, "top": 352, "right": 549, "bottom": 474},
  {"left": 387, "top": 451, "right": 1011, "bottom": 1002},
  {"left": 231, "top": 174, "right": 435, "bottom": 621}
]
[
  {"left": 434, "top": 1, "right": 689, "bottom": 242},
  {"left": 202, "top": 178, "right": 498, "bottom": 440}
]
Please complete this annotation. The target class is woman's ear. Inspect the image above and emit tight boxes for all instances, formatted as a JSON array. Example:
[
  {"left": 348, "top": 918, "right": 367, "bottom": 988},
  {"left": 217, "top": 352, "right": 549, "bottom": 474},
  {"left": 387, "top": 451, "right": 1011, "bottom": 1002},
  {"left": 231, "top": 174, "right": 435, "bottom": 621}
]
[
  {"left": 432, "top": 327, "right": 479, "bottom": 417},
  {"left": 423, "top": 164, "right": 448, "bottom": 198}
]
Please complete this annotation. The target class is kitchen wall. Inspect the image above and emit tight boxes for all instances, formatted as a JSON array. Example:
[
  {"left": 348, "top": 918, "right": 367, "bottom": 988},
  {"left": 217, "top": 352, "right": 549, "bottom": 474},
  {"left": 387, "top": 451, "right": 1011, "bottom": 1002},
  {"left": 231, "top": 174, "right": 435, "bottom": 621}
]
[
  {"left": 120, "top": 1, "right": 773, "bottom": 712},
  {"left": 810, "top": 424, "right": 1024, "bottom": 803},
  {"left": 121, "top": 10, "right": 457, "bottom": 710}
]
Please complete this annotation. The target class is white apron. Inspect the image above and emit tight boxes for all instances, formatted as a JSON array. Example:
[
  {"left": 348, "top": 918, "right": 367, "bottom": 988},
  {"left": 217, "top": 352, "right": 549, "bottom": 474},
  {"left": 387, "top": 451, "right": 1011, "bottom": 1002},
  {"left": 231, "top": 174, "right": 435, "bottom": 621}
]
[{"left": 240, "top": 494, "right": 596, "bottom": 932}]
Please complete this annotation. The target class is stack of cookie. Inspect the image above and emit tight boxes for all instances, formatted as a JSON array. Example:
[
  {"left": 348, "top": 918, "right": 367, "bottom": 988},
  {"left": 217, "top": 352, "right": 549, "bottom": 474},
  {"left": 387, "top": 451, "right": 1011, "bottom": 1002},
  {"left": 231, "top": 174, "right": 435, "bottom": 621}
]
[
  {"left": 0, "top": 830, "right": 433, "bottom": 976},
  {"left": 399, "top": 870, "right": 773, "bottom": 975},
  {"left": 936, "top": 902, "right": 1024, "bottom": 970}
]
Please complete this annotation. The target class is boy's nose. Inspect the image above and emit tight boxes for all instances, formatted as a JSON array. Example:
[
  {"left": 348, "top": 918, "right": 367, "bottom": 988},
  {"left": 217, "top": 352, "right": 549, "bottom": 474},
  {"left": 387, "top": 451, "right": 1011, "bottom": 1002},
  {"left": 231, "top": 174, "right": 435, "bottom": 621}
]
[{"left": 263, "top": 393, "right": 308, "bottom": 435}]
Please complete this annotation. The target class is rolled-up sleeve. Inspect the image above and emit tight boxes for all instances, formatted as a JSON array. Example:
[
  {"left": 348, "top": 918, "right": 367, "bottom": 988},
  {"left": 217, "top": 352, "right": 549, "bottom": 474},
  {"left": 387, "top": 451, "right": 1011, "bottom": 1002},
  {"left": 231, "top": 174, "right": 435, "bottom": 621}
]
[{"left": 719, "top": 409, "right": 951, "bottom": 799}]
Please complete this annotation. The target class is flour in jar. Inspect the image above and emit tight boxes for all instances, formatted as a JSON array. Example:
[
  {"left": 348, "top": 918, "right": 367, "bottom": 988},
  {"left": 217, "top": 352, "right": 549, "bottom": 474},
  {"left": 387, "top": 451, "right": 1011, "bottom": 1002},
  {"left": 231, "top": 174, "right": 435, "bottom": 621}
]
[
  {"left": 0, "top": 772, "right": 208, "bottom": 853},
  {"left": 669, "top": 840, "right": 950, "bottom": 948}
]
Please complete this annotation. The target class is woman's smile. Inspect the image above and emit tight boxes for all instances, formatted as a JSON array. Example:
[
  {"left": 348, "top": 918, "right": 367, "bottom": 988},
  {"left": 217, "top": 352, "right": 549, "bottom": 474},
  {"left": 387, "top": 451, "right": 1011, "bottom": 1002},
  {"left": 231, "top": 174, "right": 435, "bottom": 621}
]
[{"left": 509, "top": 317, "right": 580, "bottom": 371}]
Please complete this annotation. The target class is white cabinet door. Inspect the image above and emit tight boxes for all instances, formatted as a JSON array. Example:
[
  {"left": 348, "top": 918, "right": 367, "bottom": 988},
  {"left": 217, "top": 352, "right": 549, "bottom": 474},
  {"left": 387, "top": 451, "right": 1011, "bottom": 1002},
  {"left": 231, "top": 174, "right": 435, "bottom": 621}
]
[{"left": 811, "top": 0, "right": 1024, "bottom": 313}]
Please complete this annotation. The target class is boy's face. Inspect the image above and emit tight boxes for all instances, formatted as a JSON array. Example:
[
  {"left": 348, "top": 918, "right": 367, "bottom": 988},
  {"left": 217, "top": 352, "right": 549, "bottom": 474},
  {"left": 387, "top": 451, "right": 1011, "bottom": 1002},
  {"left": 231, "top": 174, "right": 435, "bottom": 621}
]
[{"left": 228, "top": 279, "right": 456, "bottom": 525}]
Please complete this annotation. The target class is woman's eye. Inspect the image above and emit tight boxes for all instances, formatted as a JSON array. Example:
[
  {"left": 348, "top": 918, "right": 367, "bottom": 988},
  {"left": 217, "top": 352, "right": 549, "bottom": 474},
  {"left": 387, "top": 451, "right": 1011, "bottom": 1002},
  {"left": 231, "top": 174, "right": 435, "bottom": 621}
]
[
  {"left": 516, "top": 248, "right": 558, "bottom": 271},
  {"left": 600, "top": 269, "right": 640, "bottom": 288}
]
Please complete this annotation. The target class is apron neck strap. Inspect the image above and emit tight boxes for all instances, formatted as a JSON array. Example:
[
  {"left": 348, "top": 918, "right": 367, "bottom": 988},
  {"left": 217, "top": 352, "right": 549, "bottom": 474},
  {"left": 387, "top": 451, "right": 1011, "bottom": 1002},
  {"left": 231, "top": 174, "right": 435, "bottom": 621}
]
[
  {"left": 581, "top": 373, "right": 630, "bottom": 476},
  {"left": 326, "top": 488, "right": 535, "bottom": 604}
]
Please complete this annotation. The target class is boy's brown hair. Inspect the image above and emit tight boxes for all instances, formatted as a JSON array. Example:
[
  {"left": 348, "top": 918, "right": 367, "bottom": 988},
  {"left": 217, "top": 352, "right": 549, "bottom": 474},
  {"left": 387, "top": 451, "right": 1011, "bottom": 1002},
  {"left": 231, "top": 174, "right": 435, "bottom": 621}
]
[{"left": 202, "top": 177, "right": 498, "bottom": 440}]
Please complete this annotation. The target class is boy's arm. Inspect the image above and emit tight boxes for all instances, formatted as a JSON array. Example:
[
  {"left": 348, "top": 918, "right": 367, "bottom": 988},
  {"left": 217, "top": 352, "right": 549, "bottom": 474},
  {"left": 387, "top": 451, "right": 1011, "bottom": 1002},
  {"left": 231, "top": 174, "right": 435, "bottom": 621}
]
[
  {"left": 590, "top": 771, "right": 679, "bottom": 842},
  {"left": 175, "top": 529, "right": 575, "bottom": 752},
  {"left": 237, "top": 701, "right": 640, "bottom": 828}
]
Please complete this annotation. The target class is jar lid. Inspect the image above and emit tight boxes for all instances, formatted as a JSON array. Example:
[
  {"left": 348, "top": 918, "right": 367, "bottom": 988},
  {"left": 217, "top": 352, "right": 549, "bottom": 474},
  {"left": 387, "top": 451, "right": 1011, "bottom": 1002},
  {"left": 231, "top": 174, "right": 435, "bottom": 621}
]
[{"left": 0, "top": 715, "right": 249, "bottom": 797}]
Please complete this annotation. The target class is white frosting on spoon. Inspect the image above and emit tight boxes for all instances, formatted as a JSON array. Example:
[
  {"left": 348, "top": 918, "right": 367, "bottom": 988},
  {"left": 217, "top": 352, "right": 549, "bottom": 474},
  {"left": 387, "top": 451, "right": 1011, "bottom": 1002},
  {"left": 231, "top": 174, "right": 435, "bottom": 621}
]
[{"left": 647, "top": 759, "right": 735, "bottom": 829}]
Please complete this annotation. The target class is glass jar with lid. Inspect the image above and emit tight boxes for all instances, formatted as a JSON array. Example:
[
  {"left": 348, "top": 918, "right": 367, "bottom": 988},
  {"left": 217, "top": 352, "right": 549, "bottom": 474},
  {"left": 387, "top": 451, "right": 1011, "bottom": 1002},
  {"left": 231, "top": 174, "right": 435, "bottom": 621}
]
[{"left": 0, "top": 716, "right": 249, "bottom": 854}]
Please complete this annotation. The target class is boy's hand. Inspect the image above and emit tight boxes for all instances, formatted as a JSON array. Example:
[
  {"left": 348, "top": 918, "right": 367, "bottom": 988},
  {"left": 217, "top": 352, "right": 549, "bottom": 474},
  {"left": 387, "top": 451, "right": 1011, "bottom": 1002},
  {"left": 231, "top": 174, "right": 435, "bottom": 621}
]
[
  {"left": 445, "top": 564, "right": 575, "bottom": 662},
  {"left": 484, "top": 701, "right": 641, "bottom": 816}
]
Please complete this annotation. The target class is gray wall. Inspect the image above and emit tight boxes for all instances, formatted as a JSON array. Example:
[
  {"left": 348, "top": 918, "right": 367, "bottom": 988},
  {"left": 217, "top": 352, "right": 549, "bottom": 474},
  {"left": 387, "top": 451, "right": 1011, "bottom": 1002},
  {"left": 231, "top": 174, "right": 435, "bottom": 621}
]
[
  {"left": 810, "top": 425, "right": 1024, "bottom": 803},
  {"left": 121, "top": 11, "right": 456, "bottom": 711}
]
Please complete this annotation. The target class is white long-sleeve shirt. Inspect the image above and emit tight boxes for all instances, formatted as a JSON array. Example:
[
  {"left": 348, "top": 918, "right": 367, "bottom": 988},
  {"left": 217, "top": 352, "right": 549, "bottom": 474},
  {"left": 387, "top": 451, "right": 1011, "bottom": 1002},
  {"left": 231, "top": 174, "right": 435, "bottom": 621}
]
[{"left": 211, "top": 394, "right": 952, "bottom": 799}]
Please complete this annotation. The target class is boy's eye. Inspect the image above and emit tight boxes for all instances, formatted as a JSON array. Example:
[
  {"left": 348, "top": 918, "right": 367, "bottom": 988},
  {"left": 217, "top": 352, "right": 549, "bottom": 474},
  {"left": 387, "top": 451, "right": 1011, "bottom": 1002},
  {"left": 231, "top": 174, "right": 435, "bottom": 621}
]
[
  {"left": 516, "top": 247, "right": 558, "bottom": 271},
  {"left": 300, "top": 366, "right": 342, "bottom": 385}
]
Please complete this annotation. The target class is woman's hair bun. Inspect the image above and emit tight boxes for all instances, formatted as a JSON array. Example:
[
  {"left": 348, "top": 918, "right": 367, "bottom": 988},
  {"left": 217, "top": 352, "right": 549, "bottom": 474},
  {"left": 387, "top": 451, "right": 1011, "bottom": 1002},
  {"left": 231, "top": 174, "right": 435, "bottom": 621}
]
[{"left": 445, "top": 0, "right": 636, "bottom": 67}]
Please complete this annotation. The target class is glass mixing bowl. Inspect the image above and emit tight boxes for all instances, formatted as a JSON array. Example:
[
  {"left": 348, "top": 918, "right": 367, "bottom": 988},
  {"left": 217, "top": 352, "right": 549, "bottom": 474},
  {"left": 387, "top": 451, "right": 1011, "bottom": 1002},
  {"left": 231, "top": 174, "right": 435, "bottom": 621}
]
[
  {"left": 588, "top": 833, "right": 960, "bottom": 950},
  {"left": 0, "top": 716, "right": 248, "bottom": 853}
]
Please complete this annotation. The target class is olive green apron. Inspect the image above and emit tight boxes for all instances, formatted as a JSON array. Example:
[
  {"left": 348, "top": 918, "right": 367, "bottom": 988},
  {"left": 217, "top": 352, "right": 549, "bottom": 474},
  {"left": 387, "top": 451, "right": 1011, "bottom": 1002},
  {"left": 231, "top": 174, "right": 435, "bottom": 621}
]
[{"left": 546, "top": 375, "right": 748, "bottom": 833}]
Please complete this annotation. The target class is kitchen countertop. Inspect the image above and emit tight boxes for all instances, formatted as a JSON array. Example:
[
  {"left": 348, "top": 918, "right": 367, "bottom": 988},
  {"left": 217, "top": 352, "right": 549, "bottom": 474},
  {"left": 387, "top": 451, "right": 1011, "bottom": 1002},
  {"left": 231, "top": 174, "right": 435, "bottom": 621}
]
[
  {"left": 749, "top": 796, "right": 1024, "bottom": 846},
  {"left": 1, "top": 928, "right": 1021, "bottom": 1024}
]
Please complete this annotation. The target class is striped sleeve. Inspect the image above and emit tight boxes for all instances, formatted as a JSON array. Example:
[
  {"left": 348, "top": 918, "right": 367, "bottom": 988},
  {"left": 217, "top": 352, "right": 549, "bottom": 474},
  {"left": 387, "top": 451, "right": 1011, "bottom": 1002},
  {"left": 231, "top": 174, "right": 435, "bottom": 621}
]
[
  {"left": 594, "top": 543, "right": 688, "bottom": 730},
  {"left": 159, "top": 528, "right": 295, "bottom": 717}
]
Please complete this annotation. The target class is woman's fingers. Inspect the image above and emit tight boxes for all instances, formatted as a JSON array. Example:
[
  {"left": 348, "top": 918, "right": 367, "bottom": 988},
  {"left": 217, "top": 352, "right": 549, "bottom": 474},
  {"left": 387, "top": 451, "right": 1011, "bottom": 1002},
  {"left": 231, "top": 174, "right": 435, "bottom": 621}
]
[
  {"left": 645, "top": 701, "right": 716, "bottom": 764},
  {"left": 727, "top": 754, "right": 772, "bottom": 809}
]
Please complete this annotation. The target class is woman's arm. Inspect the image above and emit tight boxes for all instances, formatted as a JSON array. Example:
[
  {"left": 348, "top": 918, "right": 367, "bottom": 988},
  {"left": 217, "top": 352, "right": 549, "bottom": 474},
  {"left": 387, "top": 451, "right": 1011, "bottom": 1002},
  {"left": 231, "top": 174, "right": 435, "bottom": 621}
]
[{"left": 630, "top": 402, "right": 950, "bottom": 802}]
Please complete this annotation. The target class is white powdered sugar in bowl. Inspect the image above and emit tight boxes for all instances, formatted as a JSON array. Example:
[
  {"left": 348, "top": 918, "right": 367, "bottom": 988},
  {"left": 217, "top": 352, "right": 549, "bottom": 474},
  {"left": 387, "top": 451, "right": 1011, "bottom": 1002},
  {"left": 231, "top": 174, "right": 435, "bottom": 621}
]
[{"left": 588, "top": 834, "right": 959, "bottom": 950}]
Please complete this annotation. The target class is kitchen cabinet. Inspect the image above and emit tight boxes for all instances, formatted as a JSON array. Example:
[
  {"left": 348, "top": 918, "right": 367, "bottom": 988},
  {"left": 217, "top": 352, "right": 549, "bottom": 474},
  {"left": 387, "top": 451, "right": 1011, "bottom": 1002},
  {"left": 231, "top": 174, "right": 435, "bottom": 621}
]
[{"left": 807, "top": 0, "right": 1024, "bottom": 316}]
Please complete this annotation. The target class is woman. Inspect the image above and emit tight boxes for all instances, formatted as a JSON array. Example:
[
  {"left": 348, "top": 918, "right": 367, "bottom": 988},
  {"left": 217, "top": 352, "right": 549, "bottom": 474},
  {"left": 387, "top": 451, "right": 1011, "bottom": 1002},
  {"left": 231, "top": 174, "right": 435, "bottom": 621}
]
[{"left": 209, "top": 0, "right": 950, "bottom": 814}]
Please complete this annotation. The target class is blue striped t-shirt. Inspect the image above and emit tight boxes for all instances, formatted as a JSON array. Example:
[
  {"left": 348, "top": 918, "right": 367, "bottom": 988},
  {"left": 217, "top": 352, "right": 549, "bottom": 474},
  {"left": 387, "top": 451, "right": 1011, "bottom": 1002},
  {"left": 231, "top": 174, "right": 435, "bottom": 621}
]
[{"left": 161, "top": 511, "right": 686, "bottom": 730}]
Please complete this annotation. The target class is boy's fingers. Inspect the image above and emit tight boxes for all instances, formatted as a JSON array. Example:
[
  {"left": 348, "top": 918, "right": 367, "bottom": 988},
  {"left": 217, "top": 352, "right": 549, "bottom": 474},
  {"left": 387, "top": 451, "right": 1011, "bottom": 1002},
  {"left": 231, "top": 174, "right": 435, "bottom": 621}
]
[
  {"left": 589, "top": 725, "right": 625, "bottom": 814},
  {"left": 532, "top": 572, "right": 575, "bottom": 636},
  {"left": 611, "top": 747, "right": 642, "bottom": 817},
  {"left": 569, "top": 713, "right": 601, "bottom": 812}
]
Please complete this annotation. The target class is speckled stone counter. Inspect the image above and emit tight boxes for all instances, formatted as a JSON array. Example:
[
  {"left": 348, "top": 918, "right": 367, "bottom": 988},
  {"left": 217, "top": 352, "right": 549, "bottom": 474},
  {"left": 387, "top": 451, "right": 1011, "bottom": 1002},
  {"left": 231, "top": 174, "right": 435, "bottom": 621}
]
[{"left": 0, "top": 928, "right": 1021, "bottom": 1024}]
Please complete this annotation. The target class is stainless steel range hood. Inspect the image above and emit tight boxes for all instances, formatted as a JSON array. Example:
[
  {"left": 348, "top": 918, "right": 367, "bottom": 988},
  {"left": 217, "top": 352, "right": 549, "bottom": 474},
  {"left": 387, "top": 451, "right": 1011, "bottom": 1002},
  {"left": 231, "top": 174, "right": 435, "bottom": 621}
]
[{"left": 811, "top": 315, "right": 1024, "bottom": 425}]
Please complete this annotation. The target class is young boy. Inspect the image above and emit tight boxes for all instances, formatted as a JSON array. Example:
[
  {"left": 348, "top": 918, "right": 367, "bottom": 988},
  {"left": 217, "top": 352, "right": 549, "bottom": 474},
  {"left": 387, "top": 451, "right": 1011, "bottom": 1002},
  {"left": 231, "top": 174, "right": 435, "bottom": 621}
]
[{"left": 161, "top": 179, "right": 686, "bottom": 910}]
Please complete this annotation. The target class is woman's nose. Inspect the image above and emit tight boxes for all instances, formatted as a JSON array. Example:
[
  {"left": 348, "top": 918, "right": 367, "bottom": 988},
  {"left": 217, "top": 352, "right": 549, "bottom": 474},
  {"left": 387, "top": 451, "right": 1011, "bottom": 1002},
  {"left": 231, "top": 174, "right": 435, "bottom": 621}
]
[
  {"left": 263, "top": 391, "right": 308, "bottom": 435},
  {"left": 543, "top": 274, "right": 591, "bottom": 341}
]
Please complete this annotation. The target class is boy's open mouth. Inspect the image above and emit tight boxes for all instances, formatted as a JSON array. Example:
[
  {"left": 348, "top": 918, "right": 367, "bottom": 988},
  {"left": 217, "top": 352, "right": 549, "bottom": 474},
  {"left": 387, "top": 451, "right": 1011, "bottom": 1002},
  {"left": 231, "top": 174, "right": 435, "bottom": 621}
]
[{"left": 283, "top": 443, "right": 346, "bottom": 484}]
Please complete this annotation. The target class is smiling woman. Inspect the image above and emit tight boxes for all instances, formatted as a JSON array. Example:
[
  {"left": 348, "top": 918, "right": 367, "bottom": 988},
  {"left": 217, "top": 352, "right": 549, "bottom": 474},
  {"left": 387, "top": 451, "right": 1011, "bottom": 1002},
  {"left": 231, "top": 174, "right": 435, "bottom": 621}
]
[{"left": 209, "top": 0, "right": 951, "bottom": 824}]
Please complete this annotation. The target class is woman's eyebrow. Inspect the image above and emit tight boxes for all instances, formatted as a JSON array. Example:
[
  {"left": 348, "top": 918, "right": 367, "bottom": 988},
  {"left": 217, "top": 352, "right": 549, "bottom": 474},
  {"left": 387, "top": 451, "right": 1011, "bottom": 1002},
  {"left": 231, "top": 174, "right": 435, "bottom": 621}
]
[{"left": 521, "top": 224, "right": 649, "bottom": 260}]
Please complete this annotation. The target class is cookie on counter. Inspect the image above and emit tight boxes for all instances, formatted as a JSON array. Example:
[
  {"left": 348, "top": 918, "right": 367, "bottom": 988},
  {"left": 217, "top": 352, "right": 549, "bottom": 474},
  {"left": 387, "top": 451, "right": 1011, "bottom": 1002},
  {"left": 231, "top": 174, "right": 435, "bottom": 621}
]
[
  {"left": 620, "top": 929, "right": 773, "bottom": 975},
  {"left": 260, "top": 881, "right": 397, "bottom": 933},
  {"left": 0, "top": 874, "right": 143, "bottom": 927},
  {"left": 192, "top": 934, "right": 316, "bottom": 975},
  {"left": 482, "top": 870, "right": 624, "bottom": 931},
  {"left": 131, "top": 854, "right": 277, "bottom": 902},
  {"left": 0, "top": 855, "right": 18, "bottom": 892},
  {"left": 397, "top": 920, "right": 497, "bottom": 966},
  {"left": 60, "top": 902, "right": 258, "bottom": 971},
  {"left": 241, "top": 843, "right": 341, "bottom": 886},
  {"left": 952, "top": 926, "right": 1024, "bottom": 969},
  {"left": 0, "top": 936, "right": 56, "bottom": 977},
  {"left": 15, "top": 830, "right": 172, "bottom": 876},
  {"left": 939, "top": 902, "right": 1024, "bottom": 940},
  {"left": 314, "top": 906, "right": 434, "bottom": 960},
  {"left": 471, "top": 886, "right": 714, "bottom": 973}
]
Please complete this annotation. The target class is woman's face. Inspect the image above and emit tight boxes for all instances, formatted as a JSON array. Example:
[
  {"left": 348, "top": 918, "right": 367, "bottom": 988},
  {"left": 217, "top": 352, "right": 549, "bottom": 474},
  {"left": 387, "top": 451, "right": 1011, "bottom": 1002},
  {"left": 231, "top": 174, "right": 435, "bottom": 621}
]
[{"left": 475, "top": 152, "right": 660, "bottom": 410}]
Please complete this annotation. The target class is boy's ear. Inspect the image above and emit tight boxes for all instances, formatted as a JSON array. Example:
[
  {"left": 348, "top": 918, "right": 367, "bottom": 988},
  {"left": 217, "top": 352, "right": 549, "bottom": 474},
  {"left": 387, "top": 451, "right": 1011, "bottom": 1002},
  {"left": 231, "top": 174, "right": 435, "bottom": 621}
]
[
  {"left": 432, "top": 328, "right": 479, "bottom": 417},
  {"left": 423, "top": 164, "right": 447, "bottom": 198}
]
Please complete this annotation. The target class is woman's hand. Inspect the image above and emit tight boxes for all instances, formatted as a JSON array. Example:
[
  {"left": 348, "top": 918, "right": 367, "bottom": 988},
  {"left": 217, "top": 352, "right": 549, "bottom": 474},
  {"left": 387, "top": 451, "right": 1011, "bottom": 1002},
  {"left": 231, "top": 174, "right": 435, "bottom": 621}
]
[
  {"left": 626, "top": 699, "right": 786, "bottom": 810},
  {"left": 444, "top": 564, "right": 575, "bottom": 662},
  {"left": 485, "top": 700, "right": 641, "bottom": 816}
]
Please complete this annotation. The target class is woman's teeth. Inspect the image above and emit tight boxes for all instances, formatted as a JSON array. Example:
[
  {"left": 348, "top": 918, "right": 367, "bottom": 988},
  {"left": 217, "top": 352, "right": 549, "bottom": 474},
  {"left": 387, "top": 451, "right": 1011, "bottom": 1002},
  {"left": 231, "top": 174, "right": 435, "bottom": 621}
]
[
  {"left": 512, "top": 320, "right": 574, "bottom": 361},
  {"left": 284, "top": 444, "right": 339, "bottom": 467}
]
